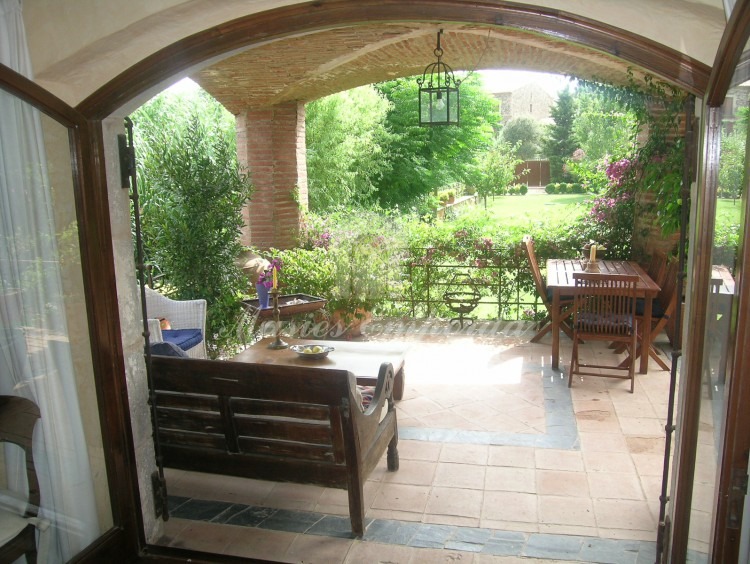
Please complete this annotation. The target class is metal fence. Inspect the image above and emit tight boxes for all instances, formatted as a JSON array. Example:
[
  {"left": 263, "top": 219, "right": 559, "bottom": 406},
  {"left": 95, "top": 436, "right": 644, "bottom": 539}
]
[{"left": 385, "top": 248, "right": 544, "bottom": 322}]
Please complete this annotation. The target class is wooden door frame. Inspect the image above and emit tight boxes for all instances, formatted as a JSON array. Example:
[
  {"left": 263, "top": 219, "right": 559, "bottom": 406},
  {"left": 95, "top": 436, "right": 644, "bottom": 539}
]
[
  {"left": 0, "top": 63, "right": 143, "bottom": 562},
  {"left": 4, "top": 1, "right": 730, "bottom": 561},
  {"left": 669, "top": 0, "right": 750, "bottom": 561}
]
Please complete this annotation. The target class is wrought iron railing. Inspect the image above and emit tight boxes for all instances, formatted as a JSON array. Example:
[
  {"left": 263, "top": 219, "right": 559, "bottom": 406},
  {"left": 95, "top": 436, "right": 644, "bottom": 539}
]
[{"left": 381, "top": 247, "right": 545, "bottom": 322}]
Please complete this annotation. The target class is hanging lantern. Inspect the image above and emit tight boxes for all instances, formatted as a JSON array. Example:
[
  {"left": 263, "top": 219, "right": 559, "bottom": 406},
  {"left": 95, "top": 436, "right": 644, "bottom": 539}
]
[{"left": 417, "top": 29, "right": 461, "bottom": 126}]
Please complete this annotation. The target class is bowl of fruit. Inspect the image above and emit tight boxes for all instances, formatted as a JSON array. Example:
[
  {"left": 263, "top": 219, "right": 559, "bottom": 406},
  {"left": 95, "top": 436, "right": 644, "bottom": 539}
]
[{"left": 289, "top": 344, "right": 335, "bottom": 359}]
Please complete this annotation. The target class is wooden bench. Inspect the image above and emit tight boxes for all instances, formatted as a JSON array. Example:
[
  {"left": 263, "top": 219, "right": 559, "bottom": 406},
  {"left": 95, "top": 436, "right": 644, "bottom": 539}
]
[{"left": 150, "top": 355, "right": 399, "bottom": 536}]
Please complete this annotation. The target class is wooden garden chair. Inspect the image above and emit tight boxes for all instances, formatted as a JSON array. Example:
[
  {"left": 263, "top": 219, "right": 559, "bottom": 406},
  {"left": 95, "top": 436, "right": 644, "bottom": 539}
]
[
  {"left": 569, "top": 273, "right": 639, "bottom": 393},
  {"left": 521, "top": 235, "right": 574, "bottom": 342}
]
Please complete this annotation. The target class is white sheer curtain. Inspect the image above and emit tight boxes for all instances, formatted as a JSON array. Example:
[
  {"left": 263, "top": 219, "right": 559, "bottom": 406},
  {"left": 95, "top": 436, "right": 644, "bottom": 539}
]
[{"left": 0, "top": 0, "right": 99, "bottom": 561}]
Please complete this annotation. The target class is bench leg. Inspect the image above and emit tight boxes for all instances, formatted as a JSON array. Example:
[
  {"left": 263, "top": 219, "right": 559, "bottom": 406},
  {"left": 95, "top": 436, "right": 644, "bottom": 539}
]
[
  {"left": 393, "top": 368, "right": 405, "bottom": 401},
  {"left": 347, "top": 479, "right": 365, "bottom": 537},
  {"left": 387, "top": 424, "right": 399, "bottom": 471}
]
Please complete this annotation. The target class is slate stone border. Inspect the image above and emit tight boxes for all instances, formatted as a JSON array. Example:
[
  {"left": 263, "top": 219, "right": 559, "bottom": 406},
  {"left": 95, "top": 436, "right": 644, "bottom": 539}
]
[{"left": 168, "top": 494, "right": 657, "bottom": 563}]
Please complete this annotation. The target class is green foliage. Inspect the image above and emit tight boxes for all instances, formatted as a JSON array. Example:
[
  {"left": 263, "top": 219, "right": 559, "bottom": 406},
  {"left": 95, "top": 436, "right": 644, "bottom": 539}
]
[
  {"left": 544, "top": 182, "right": 586, "bottom": 194},
  {"left": 576, "top": 73, "right": 687, "bottom": 235},
  {"left": 276, "top": 209, "right": 407, "bottom": 318},
  {"left": 472, "top": 137, "right": 522, "bottom": 204},
  {"left": 373, "top": 74, "right": 499, "bottom": 208},
  {"left": 718, "top": 127, "right": 746, "bottom": 199},
  {"left": 282, "top": 198, "right": 630, "bottom": 321},
  {"left": 305, "top": 86, "right": 393, "bottom": 210},
  {"left": 501, "top": 116, "right": 542, "bottom": 160},
  {"left": 543, "top": 86, "right": 578, "bottom": 182},
  {"left": 132, "top": 88, "right": 253, "bottom": 356}
]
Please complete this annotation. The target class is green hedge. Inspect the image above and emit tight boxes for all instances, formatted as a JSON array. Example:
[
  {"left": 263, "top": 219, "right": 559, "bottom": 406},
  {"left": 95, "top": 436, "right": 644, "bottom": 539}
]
[
  {"left": 260, "top": 207, "right": 631, "bottom": 322},
  {"left": 545, "top": 182, "right": 585, "bottom": 194}
]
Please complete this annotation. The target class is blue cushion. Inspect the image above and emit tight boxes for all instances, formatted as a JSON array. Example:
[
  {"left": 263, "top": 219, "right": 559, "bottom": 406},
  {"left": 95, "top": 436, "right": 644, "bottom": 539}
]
[
  {"left": 150, "top": 341, "right": 189, "bottom": 357},
  {"left": 546, "top": 288, "right": 574, "bottom": 303},
  {"left": 577, "top": 313, "right": 634, "bottom": 334},
  {"left": 161, "top": 328, "right": 203, "bottom": 352},
  {"left": 635, "top": 298, "right": 667, "bottom": 318}
]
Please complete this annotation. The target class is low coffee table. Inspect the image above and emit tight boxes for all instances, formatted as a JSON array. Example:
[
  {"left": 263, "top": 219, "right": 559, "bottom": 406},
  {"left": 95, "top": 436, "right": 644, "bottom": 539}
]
[{"left": 232, "top": 337, "right": 408, "bottom": 400}]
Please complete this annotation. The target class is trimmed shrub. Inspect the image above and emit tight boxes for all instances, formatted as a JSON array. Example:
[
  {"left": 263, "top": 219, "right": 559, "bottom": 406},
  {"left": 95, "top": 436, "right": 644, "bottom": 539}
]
[
  {"left": 518, "top": 184, "right": 529, "bottom": 195},
  {"left": 545, "top": 183, "right": 556, "bottom": 194}
]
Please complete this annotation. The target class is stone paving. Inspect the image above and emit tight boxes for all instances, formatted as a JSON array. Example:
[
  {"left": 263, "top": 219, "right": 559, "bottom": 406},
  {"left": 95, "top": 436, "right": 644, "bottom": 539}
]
[{"left": 158, "top": 320, "right": 678, "bottom": 563}]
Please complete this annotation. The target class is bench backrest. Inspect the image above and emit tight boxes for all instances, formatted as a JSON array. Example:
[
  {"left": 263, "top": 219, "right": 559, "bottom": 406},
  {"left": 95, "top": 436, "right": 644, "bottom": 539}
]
[{"left": 151, "top": 356, "right": 376, "bottom": 488}]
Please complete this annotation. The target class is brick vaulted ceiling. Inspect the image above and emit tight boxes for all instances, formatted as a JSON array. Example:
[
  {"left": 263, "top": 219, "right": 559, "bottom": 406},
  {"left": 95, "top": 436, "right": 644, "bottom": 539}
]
[{"left": 194, "top": 23, "right": 665, "bottom": 114}]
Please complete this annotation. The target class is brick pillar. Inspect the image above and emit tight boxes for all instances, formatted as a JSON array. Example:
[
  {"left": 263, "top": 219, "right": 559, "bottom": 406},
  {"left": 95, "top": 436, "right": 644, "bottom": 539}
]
[
  {"left": 236, "top": 101, "right": 308, "bottom": 250},
  {"left": 631, "top": 102, "right": 686, "bottom": 261}
]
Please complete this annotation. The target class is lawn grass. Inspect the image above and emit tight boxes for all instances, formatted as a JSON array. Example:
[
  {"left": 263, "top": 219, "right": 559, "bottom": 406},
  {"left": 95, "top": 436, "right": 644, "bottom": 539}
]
[
  {"left": 467, "top": 193, "right": 590, "bottom": 227},
  {"left": 717, "top": 197, "right": 742, "bottom": 228},
  {"left": 465, "top": 194, "right": 741, "bottom": 230}
]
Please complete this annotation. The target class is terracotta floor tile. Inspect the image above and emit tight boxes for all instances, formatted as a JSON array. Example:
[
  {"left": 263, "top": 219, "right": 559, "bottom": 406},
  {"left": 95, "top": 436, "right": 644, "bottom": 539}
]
[
  {"left": 631, "top": 453, "right": 665, "bottom": 477},
  {"left": 578, "top": 431, "right": 629, "bottom": 453},
  {"left": 423, "top": 513, "right": 480, "bottom": 527},
  {"left": 397, "top": 396, "right": 446, "bottom": 417},
  {"left": 618, "top": 416, "right": 664, "bottom": 436},
  {"left": 487, "top": 445, "right": 535, "bottom": 468},
  {"left": 398, "top": 439, "right": 443, "bottom": 461},
  {"left": 536, "top": 469, "right": 590, "bottom": 497},
  {"left": 164, "top": 520, "right": 237, "bottom": 554},
  {"left": 266, "top": 482, "right": 325, "bottom": 511},
  {"left": 534, "top": 448, "right": 584, "bottom": 471},
  {"left": 433, "top": 462, "right": 486, "bottom": 489},
  {"left": 283, "top": 533, "right": 353, "bottom": 563},
  {"left": 425, "top": 486, "right": 483, "bottom": 518},
  {"left": 439, "top": 443, "right": 489, "bottom": 465},
  {"left": 225, "top": 527, "right": 297, "bottom": 561},
  {"left": 408, "top": 546, "right": 476, "bottom": 563},
  {"left": 593, "top": 498, "right": 656, "bottom": 530},
  {"left": 418, "top": 410, "right": 481, "bottom": 430},
  {"left": 344, "top": 540, "right": 415, "bottom": 563},
  {"left": 383, "top": 459, "right": 437, "bottom": 486},
  {"left": 582, "top": 450, "right": 635, "bottom": 473},
  {"left": 625, "top": 436, "right": 665, "bottom": 455},
  {"left": 587, "top": 472, "right": 645, "bottom": 500},
  {"left": 481, "top": 491, "right": 537, "bottom": 523},
  {"left": 538, "top": 495, "right": 595, "bottom": 527},
  {"left": 365, "top": 507, "right": 423, "bottom": 522},
  {"left": 485, "top": 465, "right": 536, "bottom": 493},
  {"left": 371, "top": 483, "right": 430, "bottom": 513}
]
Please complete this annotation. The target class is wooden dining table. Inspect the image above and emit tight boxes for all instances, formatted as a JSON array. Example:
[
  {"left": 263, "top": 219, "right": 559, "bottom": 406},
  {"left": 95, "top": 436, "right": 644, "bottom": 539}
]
[
  {"left": 546, "top": 259, "right": 661, "bottom": 374},
  {"left": 232, "top": 337, "right": 409, "bottom": 400}
]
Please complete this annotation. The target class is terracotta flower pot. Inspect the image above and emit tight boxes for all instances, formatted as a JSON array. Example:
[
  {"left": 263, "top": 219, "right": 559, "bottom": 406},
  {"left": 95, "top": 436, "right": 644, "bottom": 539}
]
[{"left": 328, "top": 308, "right": 372, "bottom": 339}]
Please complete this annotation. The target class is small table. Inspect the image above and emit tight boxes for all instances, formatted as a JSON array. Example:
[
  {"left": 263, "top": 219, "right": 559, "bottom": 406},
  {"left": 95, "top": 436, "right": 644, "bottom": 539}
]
[
  {"left": 232, "top": 337, "right": 408, "bottom": 400},
  {"left": 546, "top": 259, "right": 661, "bottom": 374}
]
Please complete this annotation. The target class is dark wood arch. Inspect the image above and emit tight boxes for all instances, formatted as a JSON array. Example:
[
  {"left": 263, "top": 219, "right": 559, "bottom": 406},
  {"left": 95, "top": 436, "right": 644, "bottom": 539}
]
[{"left": 77, "top": 0, "right": 711, "bottom": 119}]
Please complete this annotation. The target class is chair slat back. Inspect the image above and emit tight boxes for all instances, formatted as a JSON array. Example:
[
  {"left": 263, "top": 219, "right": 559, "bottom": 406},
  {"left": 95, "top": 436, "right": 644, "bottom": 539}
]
[
  {"left": 646, "top": 250, "right": 668, "bottom": 288},
  {"left": 573, "top": 273, "right": 639, "bottom": 338},
  {"left": 522, "top": 235, "right": 549, "bottom": 307},
  {"left": 657, "top": 260, "right": 679, "bottom": 315}
]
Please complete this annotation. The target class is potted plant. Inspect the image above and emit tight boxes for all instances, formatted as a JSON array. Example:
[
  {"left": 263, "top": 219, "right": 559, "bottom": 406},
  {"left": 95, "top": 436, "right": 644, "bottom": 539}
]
[{"left": 324, "top": 229, "right": 399, "bottom": 339}]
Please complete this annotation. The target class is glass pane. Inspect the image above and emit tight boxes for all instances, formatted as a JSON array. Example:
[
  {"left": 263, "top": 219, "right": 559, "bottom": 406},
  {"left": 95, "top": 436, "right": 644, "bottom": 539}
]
[
  {"left": 0, "top": 88, "right": 113, "bottom": 561},
  {"left": 686, "top": 62, "right": 748, "bottom": 562}
]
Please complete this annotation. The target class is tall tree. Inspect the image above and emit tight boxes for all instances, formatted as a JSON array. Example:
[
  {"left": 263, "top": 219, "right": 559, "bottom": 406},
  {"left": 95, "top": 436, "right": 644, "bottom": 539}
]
[
  {"left": 542, "top": 87, "right": 577, "bottom": 182},
  {"left": 305, "top": 86, "right": 393, "bottom": 211},
  {"left": 132, "top": 87, "right": 253, "bottom": 355},
  {"left": 501, "top": 116, "right": 542, "bottom": 160},
  {"left": 373, "top": 74, "right": 499, "bottom": 207},
  {"left": 473, "top": 137, "right": 522, "bottom": 207}
]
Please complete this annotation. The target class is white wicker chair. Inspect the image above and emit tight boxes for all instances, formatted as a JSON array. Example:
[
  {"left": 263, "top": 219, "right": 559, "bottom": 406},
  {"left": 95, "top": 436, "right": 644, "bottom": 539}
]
[{"left": 145, "top": 287, "right": 207, "bottom": 359}]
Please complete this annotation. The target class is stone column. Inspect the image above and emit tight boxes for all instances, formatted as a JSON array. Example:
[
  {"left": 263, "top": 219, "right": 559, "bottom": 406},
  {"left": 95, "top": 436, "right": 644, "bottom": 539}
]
[{"left": 236, "top": 101, "right": 308, "bottom": 250}]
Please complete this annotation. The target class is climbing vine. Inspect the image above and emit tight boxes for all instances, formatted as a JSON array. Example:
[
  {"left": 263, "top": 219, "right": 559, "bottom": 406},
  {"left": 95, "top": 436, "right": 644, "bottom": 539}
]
[{"left": 578, "top": 71, "right": 688, "bottom": 235}]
